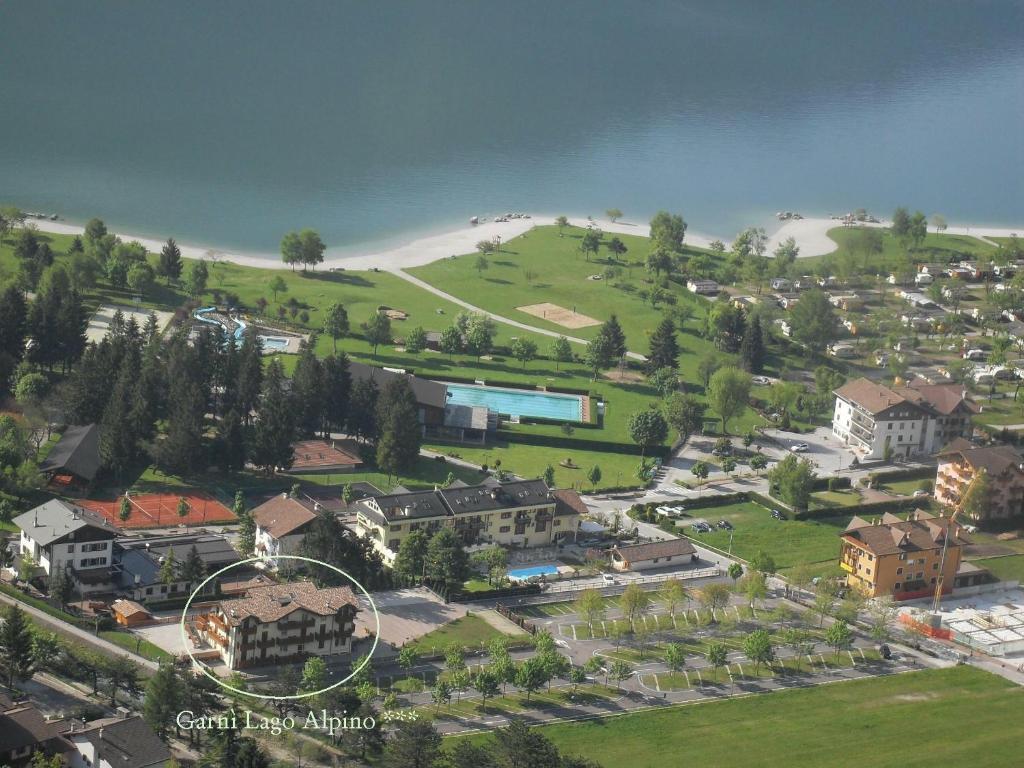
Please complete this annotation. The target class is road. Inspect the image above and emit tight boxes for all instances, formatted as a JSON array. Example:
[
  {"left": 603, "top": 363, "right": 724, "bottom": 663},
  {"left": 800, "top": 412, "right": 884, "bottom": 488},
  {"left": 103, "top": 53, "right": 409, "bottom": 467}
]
[{"left": 0, "top": 591, "right": 158, "bottom": 672}]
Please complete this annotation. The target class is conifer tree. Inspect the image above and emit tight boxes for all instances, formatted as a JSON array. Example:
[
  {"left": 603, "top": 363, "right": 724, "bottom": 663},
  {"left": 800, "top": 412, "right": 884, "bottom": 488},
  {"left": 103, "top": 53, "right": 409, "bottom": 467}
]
[
  {"left": 740, "top": 315, "right": 766, "bottom": 374},
  {"left": 0, "top": 603, "right": 36, "bottom": 688},
  {"left": 375, "top": 377, "right": 421, "bottom": 483},
  {"left": 646, "top": 317, "right": 679, "bottom": 372}
]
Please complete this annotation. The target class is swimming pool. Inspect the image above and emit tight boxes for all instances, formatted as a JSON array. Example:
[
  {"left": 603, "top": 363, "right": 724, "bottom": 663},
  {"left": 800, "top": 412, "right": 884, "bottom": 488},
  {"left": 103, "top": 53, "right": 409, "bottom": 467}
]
[
  {"left": 445, "top": 383, "right": 583, "bottom": 422},
  {"left": 508, "top": 564, "right": 559, "bottom": 581},
  {"left": 260, "top": 336, "right": 289, "bottom": 349}
]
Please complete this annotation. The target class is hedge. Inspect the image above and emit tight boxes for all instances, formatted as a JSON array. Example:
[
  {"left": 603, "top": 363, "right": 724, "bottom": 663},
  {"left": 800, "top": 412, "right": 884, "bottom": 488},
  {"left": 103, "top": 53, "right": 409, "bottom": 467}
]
[
  {"left": 794, "top": 495, "right": 927, "bottom": 521},
  {"left": 866, "top": 465, "right": 937, "bottom": 484},
  {"left": 452, "top": 583, "right": 542, "bottom": 603},
  {"left": 811, "top": 476, "right": 852, "bottom": 491}
]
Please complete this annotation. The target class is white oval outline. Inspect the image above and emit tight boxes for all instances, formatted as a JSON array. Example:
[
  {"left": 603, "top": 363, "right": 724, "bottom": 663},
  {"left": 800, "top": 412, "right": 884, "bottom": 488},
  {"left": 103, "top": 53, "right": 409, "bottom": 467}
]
[{"left": 178, "top": 555, "right": 380, "bottom": 700}]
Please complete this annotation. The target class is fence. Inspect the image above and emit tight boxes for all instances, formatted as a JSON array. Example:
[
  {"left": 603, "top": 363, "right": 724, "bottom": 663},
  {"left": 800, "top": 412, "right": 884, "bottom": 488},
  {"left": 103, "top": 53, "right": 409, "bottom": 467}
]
[{"left": 497, "top": 566, "right": 723, "bottom": 607}]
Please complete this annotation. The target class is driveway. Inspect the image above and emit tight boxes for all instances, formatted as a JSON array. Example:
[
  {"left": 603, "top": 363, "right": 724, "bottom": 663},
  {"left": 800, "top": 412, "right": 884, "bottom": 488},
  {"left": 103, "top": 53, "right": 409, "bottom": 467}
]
[{"left": 760, "top": 426, "right": 860, "bottom": 475}]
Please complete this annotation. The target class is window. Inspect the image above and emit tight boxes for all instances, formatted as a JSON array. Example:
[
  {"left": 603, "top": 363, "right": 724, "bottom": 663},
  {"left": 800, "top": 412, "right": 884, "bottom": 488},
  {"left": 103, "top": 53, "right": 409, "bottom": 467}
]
[
  {"left": 894, "top": 582, "right": 902, "bottom": 591},
  {"left": 916, "top": 571, "right": 924, "bottom": 580},
  {"left": 388, "top": 539, "right": 400, "bottom": 550},
  {"left": 146, "top": 586, "right": 153, "bottom": 595},
  {"left": 888, "top": 423, "right": 893, "bottom": 430},
  {"left": 933, "top": 562, "right": 939, "bottom": 570},
  {"left": 666, "top": 556, "right": 673, "bottom": 562},
  {"left": 501, "top": 512, "right": 512, "bottom": 519},
  {"left": 868, "top": 554, "right": 874, "bottom": 562},
  {"left": 900, "top": 423, "right": 905, "bottom": 430},
  {"left": 499, "top": 526, "right": 510, "bottom": 533},
  {"left": 67, "top": 544, "right": 75, "bottom": 553},
  {"left": 535, "top": 520, "right": 547, "bottom": 533},
  {"left": 553, "top": 520, "right": 561, "bottom": 527},
  {"left": 653, "top": 558, "right": 660, "bottom": 564},
  {"left": 897, "top": 567, "right": 903, "bottom": 575},
  {"left": 392, "top": 524, "right": 402, "bottom": 531},
  {"left": 930, "top": 577, "right": 937, "bottom": 585}
]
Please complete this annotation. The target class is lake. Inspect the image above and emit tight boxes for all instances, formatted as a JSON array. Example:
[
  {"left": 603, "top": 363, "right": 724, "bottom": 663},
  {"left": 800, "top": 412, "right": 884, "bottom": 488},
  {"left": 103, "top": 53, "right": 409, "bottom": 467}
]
[{"left": 0, "top": 0, "right": 1021, "bottom": 258}]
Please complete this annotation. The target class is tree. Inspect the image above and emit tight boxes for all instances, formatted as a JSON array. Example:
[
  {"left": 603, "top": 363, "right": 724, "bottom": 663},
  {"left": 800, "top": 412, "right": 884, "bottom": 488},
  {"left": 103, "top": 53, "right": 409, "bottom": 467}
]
[
  {"left": 159, "top": 547, "right": 177, "bottom": 589},
  {"left": 739, "top": 315, "right": 765, "bottom": 374},
  {"left": 664, "top": 642, "right": 686, "bottom": 673},
  {"left": 375, "top": 377, "right": 422, "bottom": 483},
  {"left": 646, "top": 318, "right": 679, "bottom": 373},
  {"left": 586, "top": 464, "right": 602, "bottom": 489},
  {"left": 156, "top": 238, "right": 183, "bottom": 283},
  {"left": 48, "top": 566, "right": 74, "bottom": 609},
  {"left": 474, "top": 254, "right": 489, "bottom": 275},
  {"left": 690, "top": 460, "right": 709, "bottom": 488},
  {"left": 930, "top": 213, "right": 947, "bottom": 233},
  {"left": 743, "top": 629, "right": 775, "bottom": 675},
  {"left": 698, "top": 583, "right": 731, "bottom": 616},
  {"left": 574, "top": 589, "right": 606, "bottom": 633},
  {"left": 424, "top": 528, "right": 469, "bottom": 590},
  {"left": 364, "top": 311, "right": 392, "bottom": 355},
  {"left": 660, "top": 578, "right": 688, "bottom": 624},
  {"left": 891, "top": 207, "right": 911, "bottom": 240},
  {"left": 382, "top": 720, "right": 441, "bottom": 768},
  {"left": 826, "top": 620, "right": 854, "bottom": 659},
  {"left": 511, "top": 337, "right": 538, "bottom": 368},
  {"left": 749, "top": 453, "right": 768, "bottom": 476},
  {"left": 647, "top": 367, "right": 679, "bottom": 399},
  {"left": 609, "top": 659, "right": 633, "bottom": 689},
  {"left": 393, "top": 530, "right": 429, "bottom": 583},
  {"left": 740, "top": 572, "right": 768, "bottom": 609},
  {"left": 237, "top": 509, "right": 256, "bottom": 556},
  {"left": 317, "top": 301, "right": 349, "bottom": 352},
  {"left": 727, "top": 562, "right": 744, "bottom": 584},
  {"left": 177, "top": 496, "right": 191, "bottom": 523},
  {"left": 144, "top": 662, "right": 183, "bottom": 738},
  {"left": 789, "top": 288, "right": 839, "bottom": 352},
  {"left": 627, "top": 409, "right": 668, "bottom": 460},
  {"left": 580, "top": 229, "right": 602, "bottom": 261},
  {"left": 867, "top": 596, "right": 898, "bottom": 643},
  {"left": 750, "top": 550, "right": 777, "bottom": 576},
  {"left": 584, "top": 333, "right": 615, "bottom": 379},
  {"left": 961, "top": 468, "right": 990, "bottom": 521},
  {"left": 909, "top": 211, "right": 928, "bottom": 249},
  {"left": 645, "top": 248, "right": 673, "bottom": 278},
  {"left": 650, "top": 210, "right": 687, "bottom": 252},
  {"left": 708, "top": 367, "right": 752, "bottom": 434},
  {"left": 606, "top": 208, "right": 623, "bottom": 223},
  {"left": 664, "top": 392, "right": 705, "bottom": 443},
  {"left": 620, "top": 583, "right": 651, "bottom": 630},
  {"left": 697, "top": 353, "right": 721, "bottom": 391},
  {"left": 439, "top": 325, "right": 463, "bottom": 358},
  {"left": 100, "top": 654, "right": 139, "bottom": 706},
  {"left": 555, "top": 216, "right": 569, "bottom": 235},
  {"left": 473, "top": 668, "right": 500, "bottom": 713},
  {"left": 768, "top": 454, "right": 816, "bottom": 510},
  {"left": 515, "top": 656, "right": 549, "bottom": 701},
  {"left": 551, "top": 336, "right": 573, "bottom": 370},
  {"left": 182, "top": 545, "right": 206, "bottom": 586},
  {"left": 0, "top": 603, "right": 34, "bottom": 688},
  {"left": 706, "top": 642, "right": 728, "bottom": 681},
  {"left": 404, "top": 325, "right": 427, "bottom": 354}
]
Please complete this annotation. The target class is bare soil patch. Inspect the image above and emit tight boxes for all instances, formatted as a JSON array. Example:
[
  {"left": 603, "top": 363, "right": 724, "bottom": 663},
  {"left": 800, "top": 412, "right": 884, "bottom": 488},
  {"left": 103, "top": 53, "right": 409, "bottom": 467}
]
[{"left": 517, "top": 302, "right": 601, "bottom": 329}]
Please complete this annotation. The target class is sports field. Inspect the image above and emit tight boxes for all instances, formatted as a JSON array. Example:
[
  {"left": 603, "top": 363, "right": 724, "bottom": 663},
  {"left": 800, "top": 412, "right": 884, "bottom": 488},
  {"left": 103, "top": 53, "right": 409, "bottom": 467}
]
[
  {"left": 451, "top": 666, "right": 1020, "bottom": 768},
  {"left": 79, "top": 491, "right": 235, "bottom": 529}
]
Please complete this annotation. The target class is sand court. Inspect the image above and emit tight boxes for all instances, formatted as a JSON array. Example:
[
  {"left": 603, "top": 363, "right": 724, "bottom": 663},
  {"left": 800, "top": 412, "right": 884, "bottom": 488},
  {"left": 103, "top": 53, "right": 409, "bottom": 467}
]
[{"left": 517, "top": 302, "right": 601, "bottom": 329}]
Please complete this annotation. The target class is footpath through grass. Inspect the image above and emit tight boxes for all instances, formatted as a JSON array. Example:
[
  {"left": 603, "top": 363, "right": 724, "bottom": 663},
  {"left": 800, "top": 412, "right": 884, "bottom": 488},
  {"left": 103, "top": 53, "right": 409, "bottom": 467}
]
[{"left": 451, "top": 667, "right": 1020, "bottom": 768}]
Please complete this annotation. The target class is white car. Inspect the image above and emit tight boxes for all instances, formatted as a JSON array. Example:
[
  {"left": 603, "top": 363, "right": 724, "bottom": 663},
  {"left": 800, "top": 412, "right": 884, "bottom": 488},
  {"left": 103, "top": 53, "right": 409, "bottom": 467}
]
[
  {"left": 790, "top": 443, "right": 809, "bottom": 452},
  {"left": 602, "top": 573, "right": 617, "bottom": 584},
  {"left": 912, "top": 489, "right": 930, "bottom": 498},
  {"left": 752, "top": 376, "right": 771, "bottom": 385}
]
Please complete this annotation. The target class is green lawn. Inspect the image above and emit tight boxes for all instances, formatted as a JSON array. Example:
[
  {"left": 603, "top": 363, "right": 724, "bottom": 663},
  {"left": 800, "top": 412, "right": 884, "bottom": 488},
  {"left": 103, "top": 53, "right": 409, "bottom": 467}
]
[
  {"left": 405, "top": 613, "right": 530, "bottom": 655},
  {"left": 682, "top": 501, "right": 847, "bottom": 571},
  {"left": 881, "top": 478, "right": 932, "bottom": 497},
  {"left": 451, "top": 667, "right": 1021, "bottom": 768},
  {"left": 968, "top": 555, "right": 1024, "bottom": 583},
  {"left": 810, "top": 226, "right": 999, "bottom": 275},
  {"left": 809, "top": 489, "right": 863, "bottom": 509},
  {"left": 99, "top": 630, "right": 174, "bottom": 662}
]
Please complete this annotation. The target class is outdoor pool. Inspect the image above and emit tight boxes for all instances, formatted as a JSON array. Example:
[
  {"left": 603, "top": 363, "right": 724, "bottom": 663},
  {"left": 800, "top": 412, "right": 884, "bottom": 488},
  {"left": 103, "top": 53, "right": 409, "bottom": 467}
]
[
  {"left": 508, "top": 564, "right": 559, "bottom": 581},
  {"left": 259, "top": 336, "right": 289, "bottom": 349},
  {"left": 445, "top": 383, "right": 583, "bottom": 422}
]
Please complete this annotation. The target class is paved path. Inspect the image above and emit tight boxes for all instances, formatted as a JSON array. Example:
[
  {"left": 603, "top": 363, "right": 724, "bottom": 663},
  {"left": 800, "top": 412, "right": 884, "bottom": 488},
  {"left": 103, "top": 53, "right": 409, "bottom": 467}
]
[
  {"left": 0, "top": 592, "right": 158, "bottom": 671},
  {"left": 392, "top": 268, "right": 646, "bottom": 361}
]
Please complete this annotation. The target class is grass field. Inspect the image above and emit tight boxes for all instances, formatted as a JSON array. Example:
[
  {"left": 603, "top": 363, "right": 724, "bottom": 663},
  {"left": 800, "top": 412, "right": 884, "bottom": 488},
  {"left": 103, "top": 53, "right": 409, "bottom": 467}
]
[
  {"left": 808, "top": 227, "right": 999, "bottom": 275},
  {"left": 406, "top": 613, "right": 530, "bottom": 655},
  {"left": 451, "top": 667, "right": 1021, "bottom": 768},
  {"left": 99, "top": 630, "right": 174, "bottom": 662},
  {"left": 967, "top": 555, "right": 1024, "bottom": 583},
  {"left": 682, "top": 501, "right": 847, "bottom": 571}
]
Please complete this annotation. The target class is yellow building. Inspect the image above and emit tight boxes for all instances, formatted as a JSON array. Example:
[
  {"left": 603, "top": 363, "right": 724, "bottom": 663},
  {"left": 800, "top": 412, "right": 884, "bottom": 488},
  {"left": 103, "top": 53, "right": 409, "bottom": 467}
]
[
  {"left": 839, "top": 511, "right": 968, "bottom": 601},
  {"left": 354, "top": 479, "right": 583, "bottom": 565}
]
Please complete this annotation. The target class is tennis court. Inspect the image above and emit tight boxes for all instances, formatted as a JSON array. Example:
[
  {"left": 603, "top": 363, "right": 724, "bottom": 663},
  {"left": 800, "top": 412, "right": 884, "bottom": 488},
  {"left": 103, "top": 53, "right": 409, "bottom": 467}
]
[{"left": 79, "top": 491, "right": 236, "bottom": 529}]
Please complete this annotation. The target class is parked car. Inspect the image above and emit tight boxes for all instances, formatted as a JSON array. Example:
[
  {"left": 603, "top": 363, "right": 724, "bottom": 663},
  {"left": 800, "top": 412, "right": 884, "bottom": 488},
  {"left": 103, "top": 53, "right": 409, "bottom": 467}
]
[
  {"left": 712, "top": 444, "right": 733, "bottom": 457},
  {"left": 717, "top": 520, "right": 734, "bottom": 530},
  {"left": 790, "top": 443, "right": 809, "bottom": 452},
  {"left": 912, "top": 489, "right": 930, "bottom": 498},
  {"left": 602, "top": 573, "right": 617, "bottom": 584},
  {"left": 771, "top": 509, "right": 787, "bottom": 520},
  {"left": 752, "top": 375, "right": 771, "bottom": 385}
]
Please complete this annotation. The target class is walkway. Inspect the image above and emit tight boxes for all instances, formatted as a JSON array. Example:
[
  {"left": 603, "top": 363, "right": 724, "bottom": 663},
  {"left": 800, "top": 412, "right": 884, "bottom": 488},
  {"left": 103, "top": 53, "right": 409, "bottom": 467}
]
[
  {"left": 392, "top": 268, "right": 646, "bottom": 361},
  {"left": 0, "top": 591, "right": 158, "bottom": 672}
]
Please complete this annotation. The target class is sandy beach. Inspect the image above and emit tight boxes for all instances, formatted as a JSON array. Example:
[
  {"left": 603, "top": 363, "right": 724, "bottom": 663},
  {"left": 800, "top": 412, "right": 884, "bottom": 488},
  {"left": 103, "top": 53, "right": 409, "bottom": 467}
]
[{"left": 23, "top": 215, "right": 1021, "bottom": 274}]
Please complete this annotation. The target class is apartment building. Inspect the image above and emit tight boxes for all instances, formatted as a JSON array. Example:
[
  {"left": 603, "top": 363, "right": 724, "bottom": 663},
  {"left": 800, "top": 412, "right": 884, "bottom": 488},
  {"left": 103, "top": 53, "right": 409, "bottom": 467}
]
[
  {"left": 66, "top": 716, "right": 171, "bottom": 768},
  {"left": 13, "top": 500, "right": 120, "bottom": 595},
  {"left": 839, "top": 511, "right": 968, "bottom": 600},
  {"left": 832, "top": 377, "right": 977, "bottom": 460},
  {"left": 251, "top": 493, "right": 320, "bottom": 564},
  {"left": 195, "top": 580, "right": 359, "bottom": 669},
  {"left": 353, "top": 479, "right": 583, "bottom": 566},
  {"left": 935, "top": 438, "right": 1024, "bottom": 522}
]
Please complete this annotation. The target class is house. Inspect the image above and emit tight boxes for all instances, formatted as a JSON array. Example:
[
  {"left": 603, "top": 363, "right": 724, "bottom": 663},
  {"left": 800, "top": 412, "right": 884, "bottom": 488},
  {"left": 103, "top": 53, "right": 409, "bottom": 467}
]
[
  {"left": 831, "top": 377, "right": 978, "bottom": 460},
  {"left": 829, "top": 293, "right": 864, "bottom": 311},
  {"left": 111, "top": 599, "right": 152, "bottom": 627},
  {"left": 609, "top": 538, "right": 697, "bottom": 571},
  {"left": 114, "top": 533, "right": 243, "bottom": 601},
  {"left": 0, "top": 700, "right": 71, "bottom": 768},
  {"left": 13, "top": 500, "right": 121, "bottom": 595},
  {"left": 194, "top": 580, "right": 359, "bottom": 669},
  {"left": 286, "top": 439, "right": 363, "bottom": 474},
  {"left": 251, "top": 494, "right": 320, "bottom": 564},
  {"left": 686, "top": 279, "right": 719, "bottom": 295},
  {"left": 770, "top": 277, "right": 792, "bottom": 291},
  {"left": 38, "top": 424, "right": 101, "bottom": 488},
  {"left": 731, "top": 296, "right": 759, "bottom": 310},
  {"left": 348, "top": 362, "right": 493, "bottom": 444},
  {"left": 935, "top": 438, "right": 1024, "bottom": 522},
  {"left": 914, "top": 272, "right": 934, "bottom": 286},
  {"left": 66, "top": 715, "right": 171, "bottom": 768},
  {"left": 839, "top": 511, "right": 969, "bottom": 600},
  {"left": 354, "top": 480, "right": 583, "bottom": 566},
  {"left": 899, "top": 291, "right": 936, "bottom": 308},
  {"left": 828, "top": 344, "right": 858, "bottom": 359}
]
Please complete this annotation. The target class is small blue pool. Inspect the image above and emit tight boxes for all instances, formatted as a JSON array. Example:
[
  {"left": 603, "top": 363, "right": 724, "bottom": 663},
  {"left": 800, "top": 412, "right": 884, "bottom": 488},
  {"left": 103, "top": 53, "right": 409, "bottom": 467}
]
[
  {"left": 260, "top": 336, "right": 289, "bottom": 349},
  {"left": 445, "top": 383, "right": 583, "bottom": 422},
  {"left": 508, "top": 564, "right": 559, "bottom": 581}
]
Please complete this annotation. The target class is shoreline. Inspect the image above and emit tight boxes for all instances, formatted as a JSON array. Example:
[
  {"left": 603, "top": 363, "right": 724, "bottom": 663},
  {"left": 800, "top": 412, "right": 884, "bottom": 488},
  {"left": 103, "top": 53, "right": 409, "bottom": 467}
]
[{"left": 21, "top": 214, "right": 1023, "bottom": 274}]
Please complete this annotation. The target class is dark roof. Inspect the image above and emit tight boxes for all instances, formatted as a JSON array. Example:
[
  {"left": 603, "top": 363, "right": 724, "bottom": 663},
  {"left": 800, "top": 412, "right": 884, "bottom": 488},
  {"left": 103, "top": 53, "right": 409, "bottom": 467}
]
[
  {"left": 348, "top": 361, "right": 447, "bottom": 410},
  {"left": 293, "top": 482, "right": 383, "bottom": 514},
  {"left": 552, "top": 488, "right": 588, "bottom": 517},
  {"left": 74, "top": 716, "right": 171, "bottom": 768},
  {"left": 937, "top": 438, "right": 1024, "bottom": 476},
  {"left": 357, "top": 479, "right": 560, "bottom": 525},
  {"left": 0, "top": 703, "right": 68, "bottom": 756},
  {"left": 611, "top": 538, "right": 696, "bottom": 562},
  {"left": 115, "top": 534, "right": 240, "bottom": 588},
  {"left": 841, "top": 511, "right": 969, "bottom": 556},
  {"left": 13, "top": 500, "right": 120, "bottom": 547},
  {"left": 39, "top": 424, "right": 101, "bottom": 481},
  {"left": 251, "top": 495, "right": 319, "bottom": 538},
  {"left": 362, "top": 490, "right": 447, "bottom": 522}
]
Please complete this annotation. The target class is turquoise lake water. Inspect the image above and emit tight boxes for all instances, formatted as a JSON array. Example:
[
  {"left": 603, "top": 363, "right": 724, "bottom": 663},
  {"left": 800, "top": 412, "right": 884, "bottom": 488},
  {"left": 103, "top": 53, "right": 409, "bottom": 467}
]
[
  {"left": 445, "top": 384, "right": 583, "bottom": 422},
  {"left": 0, "top": 1, "right": 1021, "bottom": 256}
]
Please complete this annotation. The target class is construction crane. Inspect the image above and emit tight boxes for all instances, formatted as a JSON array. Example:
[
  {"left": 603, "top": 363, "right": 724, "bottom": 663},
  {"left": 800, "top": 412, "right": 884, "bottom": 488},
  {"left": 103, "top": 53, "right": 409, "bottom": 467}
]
[{"left": 931, "top": 468, "right": 985, "bottom": 616}]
